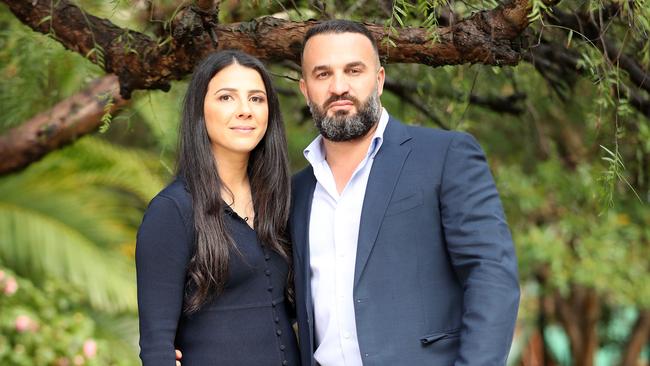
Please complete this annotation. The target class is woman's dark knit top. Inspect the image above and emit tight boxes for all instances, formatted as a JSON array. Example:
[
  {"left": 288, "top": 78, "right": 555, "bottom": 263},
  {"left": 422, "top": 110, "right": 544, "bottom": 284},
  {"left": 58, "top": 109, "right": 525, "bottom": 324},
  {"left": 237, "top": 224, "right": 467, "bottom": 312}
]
[{"left": 136, "top": 178, "right": 300, "bottom": 366}]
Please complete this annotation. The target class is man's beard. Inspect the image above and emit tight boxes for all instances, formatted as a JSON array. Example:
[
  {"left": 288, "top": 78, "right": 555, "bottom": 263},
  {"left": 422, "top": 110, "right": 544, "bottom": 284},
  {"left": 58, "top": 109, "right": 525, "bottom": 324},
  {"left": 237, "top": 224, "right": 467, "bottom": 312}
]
[{"left": 309, "top": 90, "right": 381, "bottom": 142}]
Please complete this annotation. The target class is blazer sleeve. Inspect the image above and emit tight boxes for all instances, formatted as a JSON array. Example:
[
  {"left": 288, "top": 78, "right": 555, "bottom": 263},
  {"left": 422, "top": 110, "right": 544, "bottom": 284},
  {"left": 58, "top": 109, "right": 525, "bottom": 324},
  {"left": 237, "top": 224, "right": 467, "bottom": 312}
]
[
  {"left": 136, "top": 194, "right": 192, "bottom": 366},
  {"left": 439, "top": 132, "right": 520, "bottom": 366}
]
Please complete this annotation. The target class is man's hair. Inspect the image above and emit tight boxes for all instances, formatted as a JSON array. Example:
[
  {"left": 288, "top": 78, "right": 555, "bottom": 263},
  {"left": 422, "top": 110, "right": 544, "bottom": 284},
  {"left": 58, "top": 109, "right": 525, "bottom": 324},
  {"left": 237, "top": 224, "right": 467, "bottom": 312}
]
[{"left": 301, "top": 19, "right": 379, "bottom": 61}]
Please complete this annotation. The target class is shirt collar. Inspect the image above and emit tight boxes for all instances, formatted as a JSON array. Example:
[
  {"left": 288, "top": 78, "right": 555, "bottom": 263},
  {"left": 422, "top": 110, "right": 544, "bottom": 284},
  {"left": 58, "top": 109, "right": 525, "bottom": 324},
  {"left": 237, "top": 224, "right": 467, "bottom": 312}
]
[{"left": 304, "top": 107, "right": 389, "bottom": 165}]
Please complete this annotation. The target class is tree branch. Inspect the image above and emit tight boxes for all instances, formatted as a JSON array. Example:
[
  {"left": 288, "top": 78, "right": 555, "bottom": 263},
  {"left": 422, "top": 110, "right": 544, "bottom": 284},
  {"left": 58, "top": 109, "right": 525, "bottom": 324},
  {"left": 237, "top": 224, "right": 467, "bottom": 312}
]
[
  {"left": 383, "top": 79, "right": 448, "bottom": 129},
  {"left": 2, "top": 0, "right": 539, "bottom": 99},
  {"left": 547, "top": 7, "right": 650, "bottom": 94},
  {"left": 0, "top": 75, "right": 127, "bottom": 175},
  {"left": 526, "top": 41, "right": 650, "bottom": 120},
  {"left": 384, "top": 78, "right": 526, "bottom": 122}
]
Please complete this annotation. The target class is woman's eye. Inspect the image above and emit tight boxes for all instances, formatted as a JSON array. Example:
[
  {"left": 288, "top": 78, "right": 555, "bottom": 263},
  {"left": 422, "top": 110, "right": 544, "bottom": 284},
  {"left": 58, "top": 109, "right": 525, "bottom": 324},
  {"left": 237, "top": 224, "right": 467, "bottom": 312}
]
[
  {"left": 250, "top": 95, "right": 266, "bottom": 103},
  {"left": 219, "top": 95, "right": 233, "bottom": 101}
]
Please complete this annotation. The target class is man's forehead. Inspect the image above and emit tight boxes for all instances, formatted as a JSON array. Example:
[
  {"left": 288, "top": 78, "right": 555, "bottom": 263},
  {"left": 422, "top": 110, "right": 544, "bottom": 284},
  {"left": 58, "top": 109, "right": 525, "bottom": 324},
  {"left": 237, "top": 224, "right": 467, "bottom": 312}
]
[
  {"left": 303, "top": 32, "right": 375, "bottom": 54},
  {"left": 302, "top": 32, "right": 377, "bottom": 68}
]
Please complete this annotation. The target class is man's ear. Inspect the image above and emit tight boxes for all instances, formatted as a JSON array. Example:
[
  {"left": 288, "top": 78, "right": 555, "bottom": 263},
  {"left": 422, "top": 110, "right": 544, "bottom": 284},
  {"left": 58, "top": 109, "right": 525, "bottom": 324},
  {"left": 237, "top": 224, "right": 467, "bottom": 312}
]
[
  {"left": 376, "top": 66, "right": 385, "bottom": 97},
  {"left": 299, "top": 78, "right": 309, "bottom": 103}
]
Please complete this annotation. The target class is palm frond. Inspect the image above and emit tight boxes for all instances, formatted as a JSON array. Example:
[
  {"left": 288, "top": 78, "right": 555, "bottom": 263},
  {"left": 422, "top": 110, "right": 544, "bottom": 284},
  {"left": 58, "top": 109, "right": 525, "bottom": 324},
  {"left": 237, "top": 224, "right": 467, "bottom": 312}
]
[{"left": 0, "top": 203, "right": 136, "bottom": 312}]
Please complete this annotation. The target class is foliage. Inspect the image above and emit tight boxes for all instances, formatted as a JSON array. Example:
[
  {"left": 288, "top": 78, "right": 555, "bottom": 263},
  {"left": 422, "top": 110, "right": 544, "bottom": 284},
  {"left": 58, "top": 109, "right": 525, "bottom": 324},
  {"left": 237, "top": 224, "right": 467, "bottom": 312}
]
[{"left": 0, "top": 265, "right": 139, "bottom": 365}]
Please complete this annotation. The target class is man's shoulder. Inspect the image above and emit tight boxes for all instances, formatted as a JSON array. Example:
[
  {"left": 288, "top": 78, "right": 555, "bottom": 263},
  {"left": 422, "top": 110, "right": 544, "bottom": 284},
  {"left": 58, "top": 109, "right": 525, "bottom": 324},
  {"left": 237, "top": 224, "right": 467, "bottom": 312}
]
[
  {"left": 390, "top": 118, "right": 471, "bottom": 151},
  {"left": 402, "top": 123, "right": 467, "bottom": 143}
]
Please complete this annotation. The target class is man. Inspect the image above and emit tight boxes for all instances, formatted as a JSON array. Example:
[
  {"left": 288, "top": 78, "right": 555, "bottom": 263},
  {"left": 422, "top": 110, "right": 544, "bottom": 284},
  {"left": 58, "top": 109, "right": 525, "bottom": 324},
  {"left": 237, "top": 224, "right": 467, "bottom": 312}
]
[{"left": 289, "top": 19, "right": 520, "bottom": 366}]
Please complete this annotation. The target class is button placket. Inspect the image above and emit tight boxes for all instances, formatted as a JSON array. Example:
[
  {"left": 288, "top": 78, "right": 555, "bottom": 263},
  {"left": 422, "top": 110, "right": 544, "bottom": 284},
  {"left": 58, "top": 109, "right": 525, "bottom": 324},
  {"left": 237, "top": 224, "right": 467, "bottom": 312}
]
[{"left": 260, "top": 246, "right": 290, "bottom": 365}]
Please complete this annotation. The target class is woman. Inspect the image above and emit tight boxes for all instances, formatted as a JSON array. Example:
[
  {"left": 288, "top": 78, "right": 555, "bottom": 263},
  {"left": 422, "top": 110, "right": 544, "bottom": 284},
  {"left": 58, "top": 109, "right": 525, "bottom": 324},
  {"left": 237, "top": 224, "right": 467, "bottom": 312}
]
[{"left": 136, "top": 50, "right": 299, "bottom": 366}]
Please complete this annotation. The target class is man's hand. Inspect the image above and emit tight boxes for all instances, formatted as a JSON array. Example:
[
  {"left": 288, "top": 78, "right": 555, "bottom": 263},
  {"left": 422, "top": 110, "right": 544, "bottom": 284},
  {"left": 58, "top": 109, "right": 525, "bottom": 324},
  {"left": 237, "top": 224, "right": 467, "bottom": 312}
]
[{"left": 175, "top": 350, "right": 182, "bottom": 366}]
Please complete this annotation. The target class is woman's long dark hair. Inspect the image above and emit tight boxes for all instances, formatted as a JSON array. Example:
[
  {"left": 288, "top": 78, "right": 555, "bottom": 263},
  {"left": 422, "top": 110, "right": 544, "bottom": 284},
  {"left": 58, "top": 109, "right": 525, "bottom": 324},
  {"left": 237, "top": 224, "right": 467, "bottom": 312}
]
[{"left": 177, "top": 50, "right": 291, "bottom": 313}]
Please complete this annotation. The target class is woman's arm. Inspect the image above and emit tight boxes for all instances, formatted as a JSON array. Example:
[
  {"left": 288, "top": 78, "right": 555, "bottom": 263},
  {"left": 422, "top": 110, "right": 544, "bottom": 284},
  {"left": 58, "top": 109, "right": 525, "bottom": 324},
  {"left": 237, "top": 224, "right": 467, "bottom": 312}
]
[{"left": 136, "top": 194, "right": 192, "bottom": 366}]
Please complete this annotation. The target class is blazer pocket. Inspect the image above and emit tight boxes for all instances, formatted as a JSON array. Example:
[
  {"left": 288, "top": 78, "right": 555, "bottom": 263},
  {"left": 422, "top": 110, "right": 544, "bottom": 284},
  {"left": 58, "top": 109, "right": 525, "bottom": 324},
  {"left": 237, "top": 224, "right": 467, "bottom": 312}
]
[
  {"left": 385, "top": 190, "right": 423, "bottom": 217},
  {"left": 420, "top": 328, "right": 461, "bottom": 345}
]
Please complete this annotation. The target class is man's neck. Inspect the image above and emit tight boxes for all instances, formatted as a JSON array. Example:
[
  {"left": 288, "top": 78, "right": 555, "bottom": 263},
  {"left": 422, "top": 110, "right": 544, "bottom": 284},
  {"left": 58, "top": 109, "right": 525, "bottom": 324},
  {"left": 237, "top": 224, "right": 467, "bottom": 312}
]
[{"left": 323, "top": 121, "right": 379, "bottom": 194}]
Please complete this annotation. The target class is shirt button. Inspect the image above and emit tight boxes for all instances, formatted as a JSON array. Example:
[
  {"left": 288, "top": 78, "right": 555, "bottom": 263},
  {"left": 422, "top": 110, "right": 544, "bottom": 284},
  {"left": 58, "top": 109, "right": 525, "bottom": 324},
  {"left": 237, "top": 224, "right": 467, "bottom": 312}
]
[
  {"left": 274, "top": 316, "right": 280, "bottom": 323},
  {"left": 283, "top": 361, "right": 288, "bottom": 365},
  {"left": 280, "top": 344, "right": 286, "bottom": 350},
  {"left": 276, "top": 329, "right": 282, "bottom": 336},
  {"left": 343, "top": 332, "right": 350, "bottom": 339},
  {"left": 364, "top": 353, "right": 369, "bottom": 357},
  {"left": 264, "top": 254, "right": 271, "bottom": 260},
  {"left": 267, "top": 286, "right": 273, "bottom": 292},
  {"left": 265, "top": 269, "right": 271, "bottom": 276}
]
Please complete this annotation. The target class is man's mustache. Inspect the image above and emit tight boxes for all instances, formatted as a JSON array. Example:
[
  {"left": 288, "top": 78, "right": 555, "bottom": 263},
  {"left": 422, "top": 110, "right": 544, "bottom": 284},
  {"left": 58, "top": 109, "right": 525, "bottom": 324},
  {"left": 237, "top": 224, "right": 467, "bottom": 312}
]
[{"left": 323, "top": 94, "right": 360, "bottom": 109}]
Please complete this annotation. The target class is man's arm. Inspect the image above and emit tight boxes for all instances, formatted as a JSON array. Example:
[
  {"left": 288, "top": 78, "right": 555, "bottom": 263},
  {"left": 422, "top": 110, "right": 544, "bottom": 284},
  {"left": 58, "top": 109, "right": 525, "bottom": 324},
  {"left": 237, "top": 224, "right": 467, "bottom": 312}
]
[{"left": 439, "top": 132, "right": 520, "bottom": 366}]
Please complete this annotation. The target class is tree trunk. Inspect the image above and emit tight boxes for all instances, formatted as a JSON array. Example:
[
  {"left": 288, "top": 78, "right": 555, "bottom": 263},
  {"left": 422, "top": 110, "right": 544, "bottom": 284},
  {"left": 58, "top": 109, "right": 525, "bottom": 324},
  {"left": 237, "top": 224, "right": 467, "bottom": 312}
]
[
  {"left": 620, "top": 310, "right": 650, "bottom": 366},
  {"left": 554, "top": 286, "right": 601, "bottom": 366}
]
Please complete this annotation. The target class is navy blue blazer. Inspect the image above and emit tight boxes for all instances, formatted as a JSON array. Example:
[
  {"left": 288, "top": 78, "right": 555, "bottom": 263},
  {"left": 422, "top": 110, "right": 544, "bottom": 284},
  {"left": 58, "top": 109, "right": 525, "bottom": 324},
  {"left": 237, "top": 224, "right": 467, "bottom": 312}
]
[{"left": 290, "top": 117, "right": 520, "bottom": 366}]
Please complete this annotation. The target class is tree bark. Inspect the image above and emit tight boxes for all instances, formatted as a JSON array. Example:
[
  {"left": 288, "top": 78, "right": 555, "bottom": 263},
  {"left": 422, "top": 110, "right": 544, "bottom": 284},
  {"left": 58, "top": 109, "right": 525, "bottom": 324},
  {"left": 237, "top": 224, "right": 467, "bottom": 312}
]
[{"left": 0, "top": 75, "right": 127, "bottom": 175}]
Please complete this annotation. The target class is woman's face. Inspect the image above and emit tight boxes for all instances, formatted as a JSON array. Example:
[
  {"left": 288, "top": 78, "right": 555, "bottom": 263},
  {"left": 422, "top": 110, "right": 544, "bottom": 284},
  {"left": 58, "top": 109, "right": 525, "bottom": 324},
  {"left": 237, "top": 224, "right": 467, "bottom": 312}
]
[{"left": 203, "top": 63, "right": 269, "bottom": 158}]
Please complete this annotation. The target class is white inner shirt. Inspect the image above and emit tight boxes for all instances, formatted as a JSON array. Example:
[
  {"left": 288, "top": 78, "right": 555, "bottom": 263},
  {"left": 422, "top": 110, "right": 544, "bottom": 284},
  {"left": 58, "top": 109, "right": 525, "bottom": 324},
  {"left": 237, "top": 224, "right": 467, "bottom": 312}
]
[{"left": 304, "top": 108, "right": 389, "bottom": 366}]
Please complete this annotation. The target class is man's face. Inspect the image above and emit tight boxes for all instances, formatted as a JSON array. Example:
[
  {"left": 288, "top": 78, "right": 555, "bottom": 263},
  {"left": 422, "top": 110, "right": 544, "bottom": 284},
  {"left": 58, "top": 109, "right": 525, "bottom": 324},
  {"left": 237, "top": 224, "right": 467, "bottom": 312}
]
[{"left": 300, "top": 32, "right": 385, "bottom": 142}]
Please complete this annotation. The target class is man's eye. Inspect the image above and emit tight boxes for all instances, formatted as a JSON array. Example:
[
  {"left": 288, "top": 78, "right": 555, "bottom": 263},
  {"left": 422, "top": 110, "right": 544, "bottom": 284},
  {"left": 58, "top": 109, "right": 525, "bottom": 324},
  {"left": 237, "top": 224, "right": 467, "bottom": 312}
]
[
  {"left": 349, "top": 68, "right": 361, "bottom": 74},
  {"left": 316, "top": 72, "right": 329, "bottom": 79}
]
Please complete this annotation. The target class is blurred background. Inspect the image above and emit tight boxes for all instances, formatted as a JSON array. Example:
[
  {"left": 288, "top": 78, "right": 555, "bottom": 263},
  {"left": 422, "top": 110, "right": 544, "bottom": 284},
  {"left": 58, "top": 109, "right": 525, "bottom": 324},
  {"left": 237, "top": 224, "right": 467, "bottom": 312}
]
[{"left": 0, "top": 0, "right": 648, "bottom": 365}]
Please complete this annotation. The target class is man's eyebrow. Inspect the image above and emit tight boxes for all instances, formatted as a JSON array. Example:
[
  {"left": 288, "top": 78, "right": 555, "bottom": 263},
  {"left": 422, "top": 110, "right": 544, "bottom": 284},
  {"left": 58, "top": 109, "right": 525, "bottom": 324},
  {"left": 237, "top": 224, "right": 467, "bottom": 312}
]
[
  {"left": 345, "top": 61, "right": 367, "bottom": 69},
  {"left": 310, "top": 61, "right": 368, "bottom": 74},
  {"left": 310, "top": 65, "right": 331, "bottom": 74}
]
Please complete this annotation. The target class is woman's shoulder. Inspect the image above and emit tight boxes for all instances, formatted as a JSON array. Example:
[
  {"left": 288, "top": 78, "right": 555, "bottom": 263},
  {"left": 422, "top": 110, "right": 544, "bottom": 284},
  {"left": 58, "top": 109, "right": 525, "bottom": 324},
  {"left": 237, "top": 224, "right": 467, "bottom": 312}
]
[{"left": 146, "top": 177, "right": 193, "bottom": 223}]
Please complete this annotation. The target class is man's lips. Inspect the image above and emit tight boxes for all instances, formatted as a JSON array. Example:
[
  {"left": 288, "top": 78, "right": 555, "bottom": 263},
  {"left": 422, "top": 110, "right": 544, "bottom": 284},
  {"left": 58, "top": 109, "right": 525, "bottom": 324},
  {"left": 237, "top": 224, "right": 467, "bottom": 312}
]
[{"left": 328, "top": 100, "right": 354, "bottom": 109}]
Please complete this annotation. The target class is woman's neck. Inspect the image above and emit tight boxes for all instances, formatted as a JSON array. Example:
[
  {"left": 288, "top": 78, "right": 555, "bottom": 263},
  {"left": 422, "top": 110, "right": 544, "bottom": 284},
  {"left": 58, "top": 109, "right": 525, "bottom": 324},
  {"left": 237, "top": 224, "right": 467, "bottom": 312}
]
[{"left": 213, "top": 150, "right": 255, "bottom": 226}]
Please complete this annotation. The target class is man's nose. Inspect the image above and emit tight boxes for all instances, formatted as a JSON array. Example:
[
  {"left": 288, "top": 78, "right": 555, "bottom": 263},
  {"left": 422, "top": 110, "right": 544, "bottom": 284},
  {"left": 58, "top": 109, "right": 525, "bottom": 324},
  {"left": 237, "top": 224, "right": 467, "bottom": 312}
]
[{"left": 328, "top": 73, "right": 350, "bottom": 95}]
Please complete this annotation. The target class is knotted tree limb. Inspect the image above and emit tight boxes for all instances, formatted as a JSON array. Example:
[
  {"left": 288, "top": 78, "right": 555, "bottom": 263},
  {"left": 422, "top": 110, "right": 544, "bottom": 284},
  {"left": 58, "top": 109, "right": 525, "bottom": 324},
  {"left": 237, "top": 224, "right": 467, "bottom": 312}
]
[
  {"left": 3, "top": 0, "right": 545, "bottom": 100},
  {"left": 0, "top": 75, "right": 127, "bottom": 175}
]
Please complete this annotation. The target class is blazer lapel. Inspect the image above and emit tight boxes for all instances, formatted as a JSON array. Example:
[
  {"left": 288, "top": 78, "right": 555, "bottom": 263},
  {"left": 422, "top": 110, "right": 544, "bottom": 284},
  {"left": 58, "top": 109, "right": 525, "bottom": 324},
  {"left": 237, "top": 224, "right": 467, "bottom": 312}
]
[
  {"left": 293, "top": 172, "right": 316, "bottom": 266},
  {"left": 354, "top": 118, "right": 412, "bottom": 287},
  {"left": 291, "top": 167, "right": 317, "bottom": 357}
]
